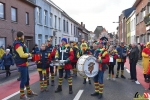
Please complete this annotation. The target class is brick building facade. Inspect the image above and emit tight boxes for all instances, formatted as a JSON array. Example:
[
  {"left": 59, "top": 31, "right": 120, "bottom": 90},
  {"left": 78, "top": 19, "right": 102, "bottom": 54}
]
[{"left": 0, "top": 0, "right": 36, "bottom": 51}]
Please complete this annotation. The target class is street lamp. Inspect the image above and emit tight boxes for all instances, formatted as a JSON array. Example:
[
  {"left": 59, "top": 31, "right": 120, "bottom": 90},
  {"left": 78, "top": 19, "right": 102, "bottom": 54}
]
[{"left": 11, "top": 29, "right": 15, "bottom": 42}]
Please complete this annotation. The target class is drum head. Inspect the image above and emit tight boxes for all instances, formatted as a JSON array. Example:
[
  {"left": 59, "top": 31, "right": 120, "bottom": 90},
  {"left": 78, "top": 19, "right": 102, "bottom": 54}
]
[{"left": 83, "top": 56, "right": 99, "bottom": 77}]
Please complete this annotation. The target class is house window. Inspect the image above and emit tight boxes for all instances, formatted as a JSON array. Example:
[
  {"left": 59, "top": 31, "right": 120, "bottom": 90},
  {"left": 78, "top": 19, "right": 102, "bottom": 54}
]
[
  {"left": 149, "top": 5, "right": 150, "bottom": 13},
  {"left": 44, "top": 10, "right": 47, "bottom": 25},
  {"left": 71, "top": 24, "right": 72, "bottom": 34},
  {"left": 59, "top": 18, "right": 60, "bottom": 30},
  {"left": 142, "top": 9, "right": 146, "bottom": 20},
  {"left": 45, "top": 35, "right": 48, "bottom": 43},
  {"left": 11, "top": 7, "right": 17, "bottom": 22},
  {"left": 26, "top": 12, "right": 29, "bottom": 25},
  {"left": 37, "top": 7, "right": 41, "bottom": 24},
  {"left": 67, "top": 22, "right": 68, "bottom": 33},
  {"left": 54, "top": 15, "right": 57, "bottom": 29},
  {"left": 63, "top": 20, "right": 65, "bottom": 32},
  {"left": 0, "top": 2, "right": 4, "bottom": 19},
  {"left": 55, "top": 37, "right": 57, "bottom": 45},
  {"left": 50, "top": 13, "right": 53, "bottom": 27},
  {"left": 136, "top": 14, "right": 139, "bottom": 24}
]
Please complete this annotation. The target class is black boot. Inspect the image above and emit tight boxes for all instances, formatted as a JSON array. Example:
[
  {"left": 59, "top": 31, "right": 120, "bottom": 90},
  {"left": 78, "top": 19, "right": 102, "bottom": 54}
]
[
  {"left": 98, "top": 93, "right": 103, "bottom": 99},
  {"left": 8, "top": 71, "right": 11, "bottom": 76},
  {"left": 121, "top": 75, "right": 126, "bottom": 79},
  {"left": 51, "top": 81, "right": 54, "bottom": 86},
  {"left": 89, "top": 80, "right": 91, "bottom": 84},
  {"left": 83, "top": 79, "right": 86, "bottom": 84},
  {"left": 116, "top": 75, "right": 118, "bottom": 78},
  {"left": 6, "top": 71, "right": 8, "bottom": 77},
  {"left": 55, "top": 85, "right": 62, "bottom": 93},
  {"left": 91, "top": 92, "right": 99, "bottom": 96},
  {"left": 69, "top": 85, "right": 73, "bottom": 94}
]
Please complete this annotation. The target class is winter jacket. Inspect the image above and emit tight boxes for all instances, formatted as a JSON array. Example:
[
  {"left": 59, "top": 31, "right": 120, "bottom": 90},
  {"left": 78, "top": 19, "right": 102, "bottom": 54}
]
[
  {"left": 129, "top": 46, "right": 139, "bottom": 63},
  {"left": 2, "top": 53, "right": 14, "bottom": 66}
]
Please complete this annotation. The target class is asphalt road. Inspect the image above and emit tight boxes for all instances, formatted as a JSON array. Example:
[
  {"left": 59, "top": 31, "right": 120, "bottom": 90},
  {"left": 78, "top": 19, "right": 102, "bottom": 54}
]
[{"left": 5, "top": 65, "right": 145, "bottom": 100}]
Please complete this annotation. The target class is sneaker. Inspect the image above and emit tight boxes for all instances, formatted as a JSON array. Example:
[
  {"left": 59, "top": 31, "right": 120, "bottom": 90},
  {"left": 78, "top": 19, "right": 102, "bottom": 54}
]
[
  {"left": 112, "top": 78, "right": 116, "bottom": 81},
  {"left": 20, "top": 95, "right": 30, "bottom": 100},
  {"left": 27, "top": 91, "right": 38, "bottom": 97},
  {"left": 107, "top": 77, "right": 110, "bottom": 80}
]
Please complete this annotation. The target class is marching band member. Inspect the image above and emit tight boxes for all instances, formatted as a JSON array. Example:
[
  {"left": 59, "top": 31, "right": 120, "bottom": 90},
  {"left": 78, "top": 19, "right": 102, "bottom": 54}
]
[
  {"left": 91, "top": 41, "right": 109, "bottom": 99},
  {"left": 71, "top": 41, "right": 80, "bottom": 76},
  {"left": 55, "top": 38, "right": 74, "bottom": 94},
  {"left": 36, "top": 43, "right": 50, "bottom": 92},
  {"left": 80, "top": 43, "right": 92, "bottom": 84},
  {"left": 107, "top": 45, "right": 118, "bottom": 80},
  {"left": 116, "top": 42, "right": 127, "bottom": 79},
  {"left": 142, "top": 42, "right": 150, "bottom": 82},
  {"left": 13, "top": 31, "right": 37, "bottom": 100},
  {"left": 46, "top": 39, "right": 57, "bottom": 86}
]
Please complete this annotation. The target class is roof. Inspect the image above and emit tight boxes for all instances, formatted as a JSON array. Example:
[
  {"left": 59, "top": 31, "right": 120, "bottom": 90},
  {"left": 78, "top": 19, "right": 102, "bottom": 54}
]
[
  {"left": 46, "top": 0, "right": 63, "bottom": 12},
  {"left": 122, "top": 7, "right": 135, "bottom": 18},
  {"left": 132, "top": 0, "right": 141, "bottom": 7}
]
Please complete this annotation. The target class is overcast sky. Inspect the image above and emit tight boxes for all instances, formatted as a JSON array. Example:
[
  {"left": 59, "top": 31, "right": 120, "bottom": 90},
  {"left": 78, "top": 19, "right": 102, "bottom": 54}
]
[{"left": 53, "top": 0, "right": 136, "bottom": 33}]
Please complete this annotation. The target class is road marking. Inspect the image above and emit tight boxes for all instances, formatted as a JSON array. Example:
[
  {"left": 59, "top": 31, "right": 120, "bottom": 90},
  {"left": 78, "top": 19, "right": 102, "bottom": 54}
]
[
  {"left": 73, "top": 90, "right": 84, "bottom": 100},
  {"left": 126, "top": 69, "right": 130, "bottom": 73},
  {"left": 2, "top": 88, "right": 26, "bottom": 100},
  {"left": 2, "top": 91, "right": 19, "bottom": 100}
]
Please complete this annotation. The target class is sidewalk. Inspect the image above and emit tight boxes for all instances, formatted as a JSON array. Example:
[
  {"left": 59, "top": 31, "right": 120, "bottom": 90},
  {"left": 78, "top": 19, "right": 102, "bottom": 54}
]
[
  {"left": 137, "top": 59, "right": 142, "bottom": 67},
  {"left": 0, "top": 62, "right": 35, "bottom": 74}
]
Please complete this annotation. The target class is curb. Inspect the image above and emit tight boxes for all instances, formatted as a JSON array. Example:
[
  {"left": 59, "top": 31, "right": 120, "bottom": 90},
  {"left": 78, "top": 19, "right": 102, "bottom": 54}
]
[{"left": 0, "top": 63, "right": 36, "bottom": 74}]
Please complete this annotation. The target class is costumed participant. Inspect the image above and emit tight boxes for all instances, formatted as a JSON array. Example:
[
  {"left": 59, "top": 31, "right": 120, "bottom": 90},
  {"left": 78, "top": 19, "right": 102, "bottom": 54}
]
[
  {"left": 55, "top": 38, "right": 74, "bottom": 94},
  {"left": 36, "top": 43, "right": 50, "bottom": 92},
  {"left": 71, "top": 41, "right": 80, "bottom": 76},
  {"left": 46, "top": 38, "right": 57, "bottom": 86},
  {"left": 13, "top": 31, "right": 37, "bottom": 100},
  {"left": 91, "top": 40, "right": 109, "bottom": 99},
  {"left": 80, "top": 42, "right": 92, "bottom": 84},
  {"left": 116, "top": 42, "right": 127, "bottom": 79},
  {"left": 142, "top": 42, "right": 150, "bottom": 82},
  {"left": 107, "top": 45, "right": 118, "bottom": 80}
]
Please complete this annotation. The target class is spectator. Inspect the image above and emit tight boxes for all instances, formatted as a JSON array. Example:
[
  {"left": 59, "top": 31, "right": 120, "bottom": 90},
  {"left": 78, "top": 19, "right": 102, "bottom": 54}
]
[
  {"left": 2, "top": 49, "right": 14, "bottom": 77},
  {"left": 32, "top": 44, "right": 40, "bottom": 54},
  {"left": 0, "top": 45, "right": 5, "bottom": 70},
  {"left": 7, "top": 44, "right": 12, "bottom": 54},
  {"left": 128, "top": 43, "right": 139, "bottom": 83},
  {"left": 137, "top": 43, "right": 141, "bottom": 60}
]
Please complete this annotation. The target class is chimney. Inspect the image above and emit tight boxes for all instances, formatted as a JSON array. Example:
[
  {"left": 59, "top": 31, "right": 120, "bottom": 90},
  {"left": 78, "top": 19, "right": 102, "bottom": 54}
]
[
  {"left": 83, "top": 24, "right": 85, "bottom": 28},
  {"left": 81, "top": 22, "right": 83, "bottom": 26}
]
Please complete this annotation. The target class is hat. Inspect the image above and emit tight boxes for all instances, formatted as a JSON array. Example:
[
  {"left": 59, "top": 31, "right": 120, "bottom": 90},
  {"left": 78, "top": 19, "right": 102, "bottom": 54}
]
[
  {"left": 61, "top": 38, "right": 67, "bottom": 43},
  {"left": 17, "top": 31, "right": 24, "bottom": 37},
  {"left": 6, "top": 49, "right": 10, "bottom": 52}
]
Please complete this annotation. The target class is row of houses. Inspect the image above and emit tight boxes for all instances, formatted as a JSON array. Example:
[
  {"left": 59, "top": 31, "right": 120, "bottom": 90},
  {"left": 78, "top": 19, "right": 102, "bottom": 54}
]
[
  {"left": 117, "top": 0, "right": 150, "bottom": 45},
  {"left": 0, "top": 0, "right": 90, "bottom": 52}
]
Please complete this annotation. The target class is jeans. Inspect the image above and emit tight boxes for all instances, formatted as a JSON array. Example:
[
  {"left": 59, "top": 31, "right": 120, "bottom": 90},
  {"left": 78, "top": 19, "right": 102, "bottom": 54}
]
[
  {"left": 94, "top": 70, "right": 104, "bottom": 84},
  {"left": 130, "top": 61, "right": 137, "bottom": 81},
  {"left": 0, "top": 60, "right": 4, "bottom": 69},
  {"left": 18, "top": 67, "right": 30, "bottom": 89}
]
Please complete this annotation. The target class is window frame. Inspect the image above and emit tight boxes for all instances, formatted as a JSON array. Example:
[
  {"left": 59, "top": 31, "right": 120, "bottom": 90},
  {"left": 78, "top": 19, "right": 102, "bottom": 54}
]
[
  {"left": 26, "top": 12, "right": 29, "bottom": 25},
  {"left": 44, "top": 10, "right": 47, "bottom": 26},
  {"left": 11, "top": 7, "right": 17, "bottom": 22},
  {"left": 54, "top": 15, "right": 57, "bottom": 29},
  {"left": 58, "top": 18, "right": 60, "bottom": 30},
  {"left": 63, "top": 20, "right": 65, "bottom": 32},
  {"left": 0, "top": 2, "right": 5, "bottom": 19}
]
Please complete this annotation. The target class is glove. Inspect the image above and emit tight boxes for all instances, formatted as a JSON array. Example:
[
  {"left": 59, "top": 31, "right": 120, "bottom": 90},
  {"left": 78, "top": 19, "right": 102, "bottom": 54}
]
[
  {"left": 64, "top": 58, "right": 70, "bottom": 64},
  {"left": 55, "top": 57, "right": 59, "bottom": 60}
]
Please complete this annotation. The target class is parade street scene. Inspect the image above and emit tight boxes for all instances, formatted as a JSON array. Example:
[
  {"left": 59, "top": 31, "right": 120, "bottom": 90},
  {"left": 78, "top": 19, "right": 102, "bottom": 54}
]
[{"left": 1, "top": 0, "right": 150, "bottom": 100}]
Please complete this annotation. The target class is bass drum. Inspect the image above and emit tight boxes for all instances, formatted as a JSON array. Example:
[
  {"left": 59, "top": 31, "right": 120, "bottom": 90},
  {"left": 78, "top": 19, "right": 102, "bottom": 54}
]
[{"left": 77, "top": 55, "right": 99, "bottom": 77}]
